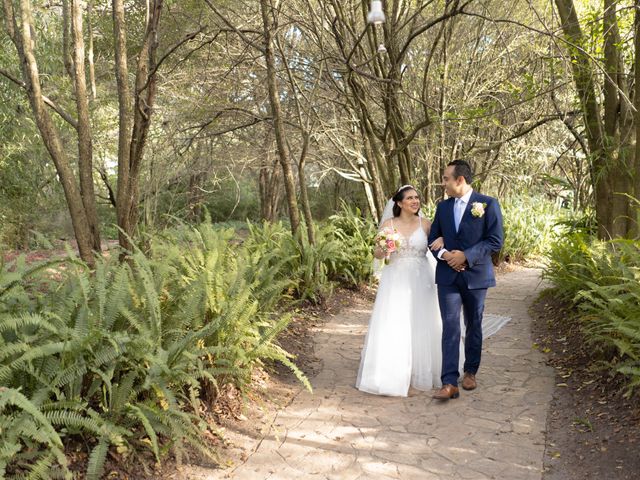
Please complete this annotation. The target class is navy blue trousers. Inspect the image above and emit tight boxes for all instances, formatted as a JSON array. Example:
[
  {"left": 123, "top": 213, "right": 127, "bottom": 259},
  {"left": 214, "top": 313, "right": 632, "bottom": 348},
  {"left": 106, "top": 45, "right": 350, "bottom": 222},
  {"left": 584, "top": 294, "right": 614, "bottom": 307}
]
[{"left": 437, "top": 274, "right": 487, "bottom": 386}]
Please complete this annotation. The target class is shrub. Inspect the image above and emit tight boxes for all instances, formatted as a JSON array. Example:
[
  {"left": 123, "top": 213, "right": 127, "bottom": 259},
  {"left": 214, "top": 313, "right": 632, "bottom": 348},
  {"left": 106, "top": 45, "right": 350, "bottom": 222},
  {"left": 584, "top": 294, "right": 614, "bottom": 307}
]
[
  {"left": 498, "top": 196, "right": 567, "bottom": 263},
  {"left": 543, "top": 233, "right": 640, "bottom": 395},
  {"left": 326, "top": 203, "right": 377, "bottom": 287}
]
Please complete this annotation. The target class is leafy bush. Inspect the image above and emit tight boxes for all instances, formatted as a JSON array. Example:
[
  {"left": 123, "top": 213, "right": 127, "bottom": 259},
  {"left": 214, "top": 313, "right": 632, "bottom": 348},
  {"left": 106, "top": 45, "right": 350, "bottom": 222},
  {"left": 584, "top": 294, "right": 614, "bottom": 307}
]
[
  {"left": 498, "top": 196, "right": 567, "bottom": 263},
  {"left": 244, "top": 220, "right": 339, "bottom": 303},
  {"left": 326, "top": 203, "right": 377, "bottom": 287},
  {"left": 543, "top": 232, "right": 640, "bottom": 395},
  {"left": 244, "top": 204, "right": 377, "bottom": 303}
]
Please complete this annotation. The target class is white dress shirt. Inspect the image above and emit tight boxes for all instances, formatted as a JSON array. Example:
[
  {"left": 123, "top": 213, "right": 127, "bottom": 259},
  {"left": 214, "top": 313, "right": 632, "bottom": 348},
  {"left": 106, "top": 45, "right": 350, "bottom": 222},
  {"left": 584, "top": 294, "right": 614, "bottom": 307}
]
[{"left": 437, "top": 188, "right": 473, "bottom": 260}]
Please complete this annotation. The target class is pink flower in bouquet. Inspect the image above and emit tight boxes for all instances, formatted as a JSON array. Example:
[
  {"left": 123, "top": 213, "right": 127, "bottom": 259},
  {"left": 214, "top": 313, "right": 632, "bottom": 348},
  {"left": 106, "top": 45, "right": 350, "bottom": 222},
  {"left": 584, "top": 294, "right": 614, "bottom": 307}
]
[{"left": 375, "top": 227, "right": 402, "bottom": 264}]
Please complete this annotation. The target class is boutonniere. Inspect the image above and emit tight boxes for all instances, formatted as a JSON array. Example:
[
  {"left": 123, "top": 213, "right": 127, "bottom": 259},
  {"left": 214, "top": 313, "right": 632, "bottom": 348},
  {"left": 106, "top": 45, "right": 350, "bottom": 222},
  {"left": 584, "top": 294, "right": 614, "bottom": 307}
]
[{"left": 471, "top": 202, "right": 487, "bottom": 218}]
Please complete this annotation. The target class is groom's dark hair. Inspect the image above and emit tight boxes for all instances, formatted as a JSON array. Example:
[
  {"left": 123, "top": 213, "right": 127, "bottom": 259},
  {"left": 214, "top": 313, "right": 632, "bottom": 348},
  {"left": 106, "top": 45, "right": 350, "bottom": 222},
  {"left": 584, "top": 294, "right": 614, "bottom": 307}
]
[{"left": 448, "top": 159, "right": 473, "bottom": 184}]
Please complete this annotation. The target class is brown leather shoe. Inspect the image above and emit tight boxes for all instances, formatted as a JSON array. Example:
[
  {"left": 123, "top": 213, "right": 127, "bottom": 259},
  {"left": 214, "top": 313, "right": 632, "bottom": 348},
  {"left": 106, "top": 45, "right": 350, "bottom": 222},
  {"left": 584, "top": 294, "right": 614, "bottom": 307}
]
[
  {"left": 462, "top": 372, "right": 477, "bottom": 391},
  {"left": 433, "top": 384, "right": 460, "bottom": 400}
]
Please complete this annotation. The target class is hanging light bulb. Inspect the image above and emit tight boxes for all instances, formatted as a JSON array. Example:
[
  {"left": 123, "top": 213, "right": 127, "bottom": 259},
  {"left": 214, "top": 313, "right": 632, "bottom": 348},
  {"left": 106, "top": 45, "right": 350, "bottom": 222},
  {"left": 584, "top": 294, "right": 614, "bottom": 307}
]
[
  {"left": 367, "top": 0, "right": 385, "bottom": 25},
  {"left": 377, "top": 43, "right": 387, "bottom": 54}
]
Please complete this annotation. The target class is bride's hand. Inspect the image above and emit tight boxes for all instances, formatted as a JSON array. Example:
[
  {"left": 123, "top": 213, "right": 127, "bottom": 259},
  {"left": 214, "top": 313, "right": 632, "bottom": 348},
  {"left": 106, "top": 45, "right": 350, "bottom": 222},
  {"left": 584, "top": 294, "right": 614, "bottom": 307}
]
[{"left": 429, "top": 237, "right": 444, "bottom": 251}]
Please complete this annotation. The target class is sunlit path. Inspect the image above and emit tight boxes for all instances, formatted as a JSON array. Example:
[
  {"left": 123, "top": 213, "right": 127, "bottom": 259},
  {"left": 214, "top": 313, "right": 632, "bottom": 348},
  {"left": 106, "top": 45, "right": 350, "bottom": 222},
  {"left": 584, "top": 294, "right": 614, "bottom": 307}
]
[{"left": 180, "top": 268, "right": 553, "bottom": 480}]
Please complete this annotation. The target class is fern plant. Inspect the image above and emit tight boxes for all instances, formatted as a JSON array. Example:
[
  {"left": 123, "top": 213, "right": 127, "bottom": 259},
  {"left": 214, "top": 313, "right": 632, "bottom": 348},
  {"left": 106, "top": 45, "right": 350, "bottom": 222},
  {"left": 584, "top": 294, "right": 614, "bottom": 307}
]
[
  {"left": 327, "top": 203, "right": 377, "bottom": 286},
  {"left": 544, "top": 233, "right": 640, "bottom": 395},
  {"left": 0, "top": 219, "right": 320, "bottom": 478}
]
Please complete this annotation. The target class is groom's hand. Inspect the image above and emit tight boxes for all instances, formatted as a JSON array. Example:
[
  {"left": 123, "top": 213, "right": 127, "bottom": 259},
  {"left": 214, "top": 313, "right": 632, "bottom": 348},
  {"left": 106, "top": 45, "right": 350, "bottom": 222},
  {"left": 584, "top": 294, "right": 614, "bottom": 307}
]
[{"left": 444, "top": 250, "right": 467, "bottom": 271}]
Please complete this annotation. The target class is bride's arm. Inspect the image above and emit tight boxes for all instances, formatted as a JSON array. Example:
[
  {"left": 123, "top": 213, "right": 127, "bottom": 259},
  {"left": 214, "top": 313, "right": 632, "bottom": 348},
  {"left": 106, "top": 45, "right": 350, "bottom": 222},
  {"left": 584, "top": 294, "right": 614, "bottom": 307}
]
[{"left": 423, "top": 218, "right": 444, "bottom": 250}]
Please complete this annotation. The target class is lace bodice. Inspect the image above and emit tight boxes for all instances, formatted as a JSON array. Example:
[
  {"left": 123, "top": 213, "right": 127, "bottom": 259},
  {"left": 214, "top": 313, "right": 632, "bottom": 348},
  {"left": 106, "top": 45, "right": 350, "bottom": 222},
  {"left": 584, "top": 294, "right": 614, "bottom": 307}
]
[
  {"left": 393, "top": 227, "right": 428, "bottom": 259},
  {"left": 386, "top": 219, "right": 429, "bottom": 261}
]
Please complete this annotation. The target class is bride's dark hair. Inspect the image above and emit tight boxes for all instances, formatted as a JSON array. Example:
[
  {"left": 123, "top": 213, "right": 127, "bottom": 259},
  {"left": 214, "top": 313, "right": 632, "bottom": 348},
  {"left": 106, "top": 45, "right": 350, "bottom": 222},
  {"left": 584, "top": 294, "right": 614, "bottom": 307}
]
[{"left": 392, "top": 185, "right": 419, "bottom": 217}]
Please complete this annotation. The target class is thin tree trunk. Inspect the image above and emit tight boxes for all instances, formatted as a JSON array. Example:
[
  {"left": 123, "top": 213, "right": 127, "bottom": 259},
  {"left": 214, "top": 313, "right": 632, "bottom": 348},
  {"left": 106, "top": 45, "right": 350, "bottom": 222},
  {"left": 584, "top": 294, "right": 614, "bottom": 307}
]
[
  {"left": 385, "top": 58, "right": 412, "bottom": 185},
  {"left": 6, "top": 0, "right": 95, "bottom": 265},
  {"left": 71, "top": 0, "right": 101, "bottom": 251},
  {"left": 634, "top": 0, "right": 640, "bottom": 236},
  {"left": 259, "top": 130, "right": 281, "bottom": 221},
  {"left": 555, "top": 0, "right": 610, "bottom": 238},
  {"left": 126, "top": 0, "right": 162, "bottom": 233},
  {"left": 260, "top": 0, "right": 301, "bottom": 236},
  {"left": 87, "top": 0, "right": 97, "bottom": 99},
  {"left": 297, "top": 134, "right": 316, "bottom": 245},
  {"left": 358, "top": 157, "right": 378, "bottom": 219},
  {"left": 112, "top": 0, "right": 133, "bottom": 251},
  {"left": 113, "top": 0, "right": 163, "bottom": 252},
  {"left": 603, "top": 0, "right": 630, "bottom": 237},
  {"left": 62, "top": 0, "right": 74, "bottom": 77}
]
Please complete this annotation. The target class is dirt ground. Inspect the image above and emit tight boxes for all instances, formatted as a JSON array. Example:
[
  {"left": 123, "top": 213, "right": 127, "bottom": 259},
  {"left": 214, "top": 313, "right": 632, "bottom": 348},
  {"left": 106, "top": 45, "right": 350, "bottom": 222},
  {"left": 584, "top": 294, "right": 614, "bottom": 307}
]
[{"left": 530, "top": 290, "right": 640, "bottom": 480}]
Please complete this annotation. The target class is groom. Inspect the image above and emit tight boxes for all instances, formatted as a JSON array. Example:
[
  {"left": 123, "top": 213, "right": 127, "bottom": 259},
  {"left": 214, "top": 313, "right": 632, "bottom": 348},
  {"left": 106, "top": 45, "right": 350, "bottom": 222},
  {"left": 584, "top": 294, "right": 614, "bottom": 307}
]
[{"left": 428, "top": 160, "right": 504, "bottom": 400}]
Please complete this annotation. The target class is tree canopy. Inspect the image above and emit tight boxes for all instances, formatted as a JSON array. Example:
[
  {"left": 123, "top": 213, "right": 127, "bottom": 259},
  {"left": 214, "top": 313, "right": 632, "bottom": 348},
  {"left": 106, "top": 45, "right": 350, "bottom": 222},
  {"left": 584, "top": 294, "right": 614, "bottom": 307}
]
[{"left": 1, "top": 0, "right": 639, "bottom": 251}]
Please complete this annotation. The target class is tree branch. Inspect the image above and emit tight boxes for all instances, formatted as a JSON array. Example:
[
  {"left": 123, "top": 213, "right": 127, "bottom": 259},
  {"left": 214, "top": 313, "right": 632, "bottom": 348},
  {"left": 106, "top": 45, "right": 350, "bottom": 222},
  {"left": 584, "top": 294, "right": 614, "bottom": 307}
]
[
  {"left": 0, "top": 68, "right": 78, "bottom": 129},
  {"left": 141, "top": 26, "right": 206, "bottom": 93},
  {"left": 202, "top": 0, "right": 264, "bottom": 53},
  {"left": 97, "top": 166, "right": 117, "bottom": 208},
  {"left": 398, "top": 0, "right": 474, "bottom": 62},
  {"left": 388, "top": 118, "right": 432, "bottom": 157},
  {"left": 472, "top": 112, "right": 580, "bottom": 153}
]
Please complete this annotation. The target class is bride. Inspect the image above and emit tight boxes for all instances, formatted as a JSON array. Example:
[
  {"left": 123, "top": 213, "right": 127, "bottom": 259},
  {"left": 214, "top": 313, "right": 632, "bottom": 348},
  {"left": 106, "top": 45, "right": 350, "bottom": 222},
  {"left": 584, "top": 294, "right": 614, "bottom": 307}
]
[{"left": 356, "top": 185, "right": 451, "bottom": 396}]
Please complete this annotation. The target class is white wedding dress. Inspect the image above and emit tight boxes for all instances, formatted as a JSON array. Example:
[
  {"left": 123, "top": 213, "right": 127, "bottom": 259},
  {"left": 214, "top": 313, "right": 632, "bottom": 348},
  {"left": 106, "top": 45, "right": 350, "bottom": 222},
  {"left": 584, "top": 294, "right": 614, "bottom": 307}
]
[{"left": 356, "top": 220, "right": 454, "bottom": 396}]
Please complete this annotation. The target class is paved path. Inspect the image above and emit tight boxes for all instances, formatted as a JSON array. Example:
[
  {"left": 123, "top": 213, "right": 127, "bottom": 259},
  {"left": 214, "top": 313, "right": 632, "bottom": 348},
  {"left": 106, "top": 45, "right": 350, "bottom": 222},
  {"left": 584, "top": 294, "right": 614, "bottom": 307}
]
[{"left": 192, "top": 268, "right": 554, "bottom": 479}]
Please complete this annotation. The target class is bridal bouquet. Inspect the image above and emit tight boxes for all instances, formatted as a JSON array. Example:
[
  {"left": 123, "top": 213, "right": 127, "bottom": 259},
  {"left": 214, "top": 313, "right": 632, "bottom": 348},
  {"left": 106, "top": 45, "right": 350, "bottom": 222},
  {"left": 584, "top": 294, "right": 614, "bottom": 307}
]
[{"left": 375, "top": 227, "right": 402, "bottom": 264}]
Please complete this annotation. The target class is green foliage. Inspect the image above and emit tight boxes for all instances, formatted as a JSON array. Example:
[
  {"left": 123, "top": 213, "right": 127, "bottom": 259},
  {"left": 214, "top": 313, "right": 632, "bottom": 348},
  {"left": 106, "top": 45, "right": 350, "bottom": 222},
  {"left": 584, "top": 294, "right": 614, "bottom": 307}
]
[
  {"left": 0, "top": 197, "right": 574, "bottom": 477},
  {"left": 244, "top": 203, "right": 377, "bottom": 303},
  {"left": 0, "top": 222, "right": 314, "bottom": 478},
  {"left": 326, "top": 202, "right": 377, "bottom": 287},
  {"left": 498, "top": 196, "right": 567, "bottom": 263},
  {"left": 244, "top": 220, "right": 336, "bottom": 303},
  {"left": 543, "top": 233, "right": 640, "bottom": 396}
]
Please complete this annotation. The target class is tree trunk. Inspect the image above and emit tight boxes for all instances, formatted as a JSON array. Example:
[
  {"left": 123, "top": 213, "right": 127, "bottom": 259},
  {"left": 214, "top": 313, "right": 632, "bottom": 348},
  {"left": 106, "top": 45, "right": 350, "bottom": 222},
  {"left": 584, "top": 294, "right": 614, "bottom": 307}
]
[
  {"left": 634, "top": 0, "right": 640, "bottom": 236},
  {"left": 260, "top": 0, "right": 301, "bottom": 236},
  {"left": 297, "top": 134, "right": 316, "bottom": 245},
  {"left": 112, "top": 0, "right": 133, "bottom": 251},
  {"left": 113, "top": 0, "right": 163, "bottom": 252},
  {"left": 62, "top": 0, "right": 74, "bottom": 77},
  {"left": 71, "top": 0, "right": 101, "bottom": 251},
  {"left": 87, "top": 0, "right": 97, "bottom": 99},
  {"left": 554, "top": 0, "right": 610, "bottom": 238},
  {"left": 259, "top": 161, "right": 280, "bottom": 222},
  {"left": 126, "top": 0, "right": 162, "bottom": 233},
  {"left": 603, "top": 0, "right": 631, "bottom": 237},
  {"left": 357, "top": 156, "right": 378, "bottom": 220},
  {"left": 258, "top": 131, "right": 281, "bottom": 221},
  {"left": 5, "top": 0, "right": 96, "bottom": 265}
]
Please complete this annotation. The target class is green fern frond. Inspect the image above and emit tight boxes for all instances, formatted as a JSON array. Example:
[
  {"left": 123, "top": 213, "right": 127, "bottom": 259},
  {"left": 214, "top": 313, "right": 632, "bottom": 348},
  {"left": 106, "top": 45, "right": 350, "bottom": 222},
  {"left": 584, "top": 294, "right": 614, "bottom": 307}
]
[
  {"left": 125, "top": 404, "right": 160, "bottom": 461},
  {"left": 85, "top": 436, "right": 109, "bottom": 480}
]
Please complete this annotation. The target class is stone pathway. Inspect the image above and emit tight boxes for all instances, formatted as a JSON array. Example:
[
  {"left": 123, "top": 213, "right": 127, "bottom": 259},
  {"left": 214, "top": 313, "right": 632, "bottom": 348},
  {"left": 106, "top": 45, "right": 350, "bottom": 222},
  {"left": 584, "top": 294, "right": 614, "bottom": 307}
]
[{"left": 187, "top": 268, "right": 554, "bottom": 479}]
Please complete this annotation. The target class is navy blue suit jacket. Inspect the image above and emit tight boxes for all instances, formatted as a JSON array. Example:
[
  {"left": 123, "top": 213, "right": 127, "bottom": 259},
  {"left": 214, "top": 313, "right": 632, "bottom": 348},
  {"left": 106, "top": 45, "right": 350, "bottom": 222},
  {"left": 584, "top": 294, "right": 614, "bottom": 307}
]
[{"left": 428, "top": 191, "right": 504, "bottom": 289}]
